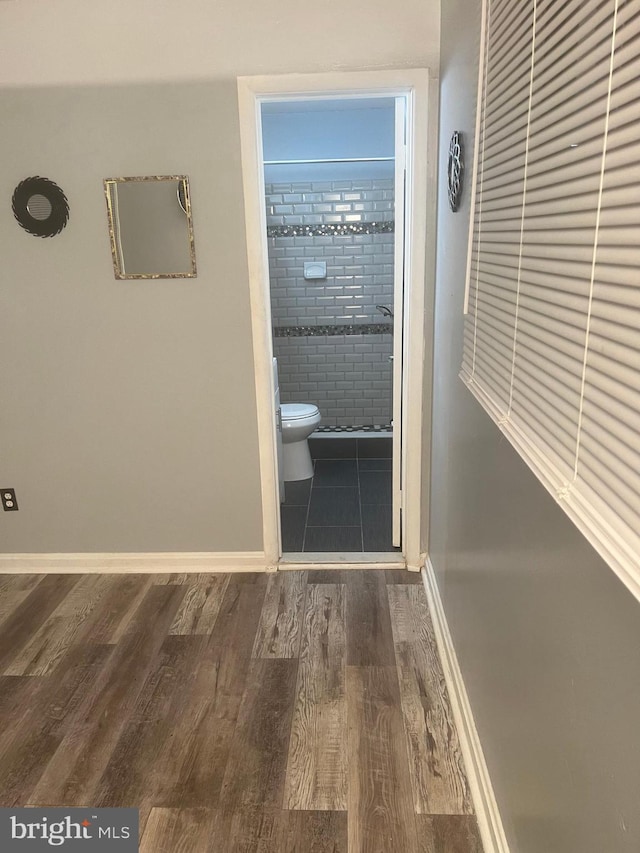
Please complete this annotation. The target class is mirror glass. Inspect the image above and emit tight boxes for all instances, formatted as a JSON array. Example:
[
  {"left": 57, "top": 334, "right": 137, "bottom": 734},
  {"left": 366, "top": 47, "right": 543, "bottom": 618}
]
[
  {"left": 27, "top": 194, "right": 53, "bottom": 221},
  {"left": 104, "top": 176, "right": 197, "bottom": 279}
]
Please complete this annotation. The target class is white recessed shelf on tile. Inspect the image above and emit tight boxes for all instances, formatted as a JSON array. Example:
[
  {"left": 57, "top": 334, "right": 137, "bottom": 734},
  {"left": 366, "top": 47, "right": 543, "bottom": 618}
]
[{"left": 303, "top": 261, "right": 327, "bottom": 280}]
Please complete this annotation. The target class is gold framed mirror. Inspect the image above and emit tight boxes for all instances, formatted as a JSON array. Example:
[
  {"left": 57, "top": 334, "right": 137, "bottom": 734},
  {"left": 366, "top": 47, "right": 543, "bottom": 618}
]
[{"left": 104, "top": 175, "right": 197, "bottom": 279}]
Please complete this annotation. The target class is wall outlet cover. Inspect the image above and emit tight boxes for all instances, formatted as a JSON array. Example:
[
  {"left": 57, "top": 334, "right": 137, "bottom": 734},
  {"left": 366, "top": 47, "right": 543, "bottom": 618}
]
[
  {"left": 303, "top": 261, "right": 327, "bottom": 280},
  {"left": 1, "top": 488, "right": 18, "bottom": 511}
]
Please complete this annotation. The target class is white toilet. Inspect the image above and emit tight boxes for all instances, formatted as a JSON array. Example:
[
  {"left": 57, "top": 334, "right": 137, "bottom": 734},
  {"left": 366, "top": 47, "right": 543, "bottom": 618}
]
[{"left": 281, "top": 403, "right": 321, "bottom": 481}]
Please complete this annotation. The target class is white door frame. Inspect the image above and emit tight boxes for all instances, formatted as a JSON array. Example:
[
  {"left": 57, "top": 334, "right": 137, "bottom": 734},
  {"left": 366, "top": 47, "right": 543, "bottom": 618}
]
[
  {"left": 391, "top": 95, "right": 407, "bottom": 548},
  {"left": 237, "top": 69, "right": 436, "bottom": 570}
]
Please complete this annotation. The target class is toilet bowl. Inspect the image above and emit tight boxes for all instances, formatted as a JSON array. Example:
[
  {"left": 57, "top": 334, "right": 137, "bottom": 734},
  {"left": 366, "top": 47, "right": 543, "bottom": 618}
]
[{"left": 281, "top": 403, "right": 321, "bottom": 481}]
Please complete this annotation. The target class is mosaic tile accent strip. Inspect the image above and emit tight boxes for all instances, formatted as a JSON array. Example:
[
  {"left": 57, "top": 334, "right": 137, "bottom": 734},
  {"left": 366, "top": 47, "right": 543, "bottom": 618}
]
[
  {"left": 314, "top": 424, "right": 392, "bottom": 433},
  {"left": 267, "top": 221, "right": 394, "bottom": 238},
  {"left": 273, "top": 323, "right": 393, "bottom": 338},
  {"left": 266, "top": 179, "right": 395, "bottom": 329}
]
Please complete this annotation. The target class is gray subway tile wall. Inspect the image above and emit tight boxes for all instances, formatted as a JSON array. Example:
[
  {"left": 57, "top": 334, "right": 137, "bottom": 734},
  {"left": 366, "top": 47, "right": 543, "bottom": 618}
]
[
  {"left": 267, "top": 179, "right": 395, "bottom": 428},
  {"left": 273, "top": 333, "right": 393, "bottom": 427}
]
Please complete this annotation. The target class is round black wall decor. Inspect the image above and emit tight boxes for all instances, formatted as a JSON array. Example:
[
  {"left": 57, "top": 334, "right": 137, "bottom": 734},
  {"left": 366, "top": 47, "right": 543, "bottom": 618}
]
[
  {"left": 11, "top": 176, "right": 70, "bottom": 237},
  {"left": 447, "top": 131, "right": 464, "bottom": 212}
]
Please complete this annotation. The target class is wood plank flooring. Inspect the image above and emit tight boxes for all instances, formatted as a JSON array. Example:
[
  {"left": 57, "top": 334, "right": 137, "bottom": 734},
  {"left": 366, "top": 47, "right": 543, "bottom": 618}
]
[{"left": 0, "top": 570, "right": 482, "bottom": 852}]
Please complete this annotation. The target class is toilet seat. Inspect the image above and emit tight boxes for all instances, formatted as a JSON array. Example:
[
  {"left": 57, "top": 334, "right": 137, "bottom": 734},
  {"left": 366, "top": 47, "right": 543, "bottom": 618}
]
[{"left": 281, "top": 403, "right": 320, "bottom": 421}]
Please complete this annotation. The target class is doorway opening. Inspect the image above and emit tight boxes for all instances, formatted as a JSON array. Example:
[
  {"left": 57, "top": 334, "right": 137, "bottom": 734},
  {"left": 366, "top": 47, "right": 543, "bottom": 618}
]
[
  {"left": 262, "top": 97, "right": 401, "bottom": 555},
  {"left": 238, "top": 71, "right": 433, "bottom": 570}
]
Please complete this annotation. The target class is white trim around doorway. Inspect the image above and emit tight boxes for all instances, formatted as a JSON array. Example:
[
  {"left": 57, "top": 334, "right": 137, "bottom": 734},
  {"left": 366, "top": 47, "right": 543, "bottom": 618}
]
[{"left": 237, "top": 69, "right": 437, "bottom": 570}]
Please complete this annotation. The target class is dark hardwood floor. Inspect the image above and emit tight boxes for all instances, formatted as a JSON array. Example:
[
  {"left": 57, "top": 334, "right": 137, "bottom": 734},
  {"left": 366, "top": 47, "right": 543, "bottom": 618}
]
[{"left": 0, "top": 569, "right": 482, "bottom": 852}]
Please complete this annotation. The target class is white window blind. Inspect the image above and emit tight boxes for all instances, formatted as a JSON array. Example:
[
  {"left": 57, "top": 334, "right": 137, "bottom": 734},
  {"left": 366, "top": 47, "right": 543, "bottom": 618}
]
[{"left": 462, "top": 0, "right": 640, "bottom": 600}]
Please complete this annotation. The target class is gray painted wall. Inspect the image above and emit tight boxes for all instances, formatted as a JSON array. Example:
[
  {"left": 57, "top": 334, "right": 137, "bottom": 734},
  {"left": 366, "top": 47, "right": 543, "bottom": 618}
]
[
  {"left": 431, "top": 2, "right": 640, "bottom": 852},
  {"left": 0, "top": 0, "right": 440, "bottom": 88},
  {"left": 0, "top": 0, "right": 440, "bottom": 554},
  {"left": 1, "top": 82, "right": 262, "bottom": 552}
]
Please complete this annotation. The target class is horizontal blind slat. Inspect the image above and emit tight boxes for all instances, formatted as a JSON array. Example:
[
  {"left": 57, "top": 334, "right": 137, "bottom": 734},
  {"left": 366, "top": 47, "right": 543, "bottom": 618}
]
[
  {"left": 591, "top": 264, "right": 640, "bottom": 289},
  {"left": 581, "top": 395, "right": 640, "bottom": 459},
  {"left": 589, "top": 312, "right": 640, "bottom": 354},
  {"left": 515, "top": 302, "right": 589, "bottom": 349},
  {"left": 509, "top": 392, "right": 579, "bottom": 469},
  {"left": 511, "top": 353, "right": 584, "bottom": 416},
  {"left": 576, "top": 464, "right": 640, "bottom": 534},
  {"left": 578, "top": 446, "right": 640, "bottom": 527},
  {"left": 582, "top": 361, "right": 640, "bottom": 413},
  {"left": 573, "top": 473, "right": 640, "bottom": 566}
]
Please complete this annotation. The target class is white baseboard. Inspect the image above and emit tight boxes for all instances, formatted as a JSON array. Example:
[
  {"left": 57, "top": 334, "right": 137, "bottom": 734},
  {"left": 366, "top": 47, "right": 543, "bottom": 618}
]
[
  {"left": 0, "top": 552, "right": 266, "bottom": 574},
  {"left": 422, "top": 558, "right": 510, "bottom": 853},
  {"left": 280, "top": 552, "right": 406, "bottom": 569}
]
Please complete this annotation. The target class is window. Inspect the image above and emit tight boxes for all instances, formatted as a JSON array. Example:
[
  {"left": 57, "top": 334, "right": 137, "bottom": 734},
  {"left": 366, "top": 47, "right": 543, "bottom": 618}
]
[{"left": 462, "top": 0, "right": 640, "bottom": 599}]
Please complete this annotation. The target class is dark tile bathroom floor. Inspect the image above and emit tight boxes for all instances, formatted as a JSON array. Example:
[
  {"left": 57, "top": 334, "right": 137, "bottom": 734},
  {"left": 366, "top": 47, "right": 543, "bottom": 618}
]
[{"left": 281, "top": 438, "right": 399, "bottom": 553}]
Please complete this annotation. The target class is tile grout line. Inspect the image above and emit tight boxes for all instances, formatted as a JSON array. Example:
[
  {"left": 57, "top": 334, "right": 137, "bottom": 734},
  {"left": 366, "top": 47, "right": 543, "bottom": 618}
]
[
  {"left": 300, "top": 462, "right": 315, "bottom": 553},
  {"left": 299, "top": 453, "right": 392, "bottom": 551},
  {"left": 356, "top": 454, "right": 365, "bottom": 553}
]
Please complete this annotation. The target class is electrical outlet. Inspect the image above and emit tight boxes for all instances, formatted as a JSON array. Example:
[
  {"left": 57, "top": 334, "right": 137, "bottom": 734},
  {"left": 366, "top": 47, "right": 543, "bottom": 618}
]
[{"left": 1, "top": 489, "right": 18, "bottom": 511}]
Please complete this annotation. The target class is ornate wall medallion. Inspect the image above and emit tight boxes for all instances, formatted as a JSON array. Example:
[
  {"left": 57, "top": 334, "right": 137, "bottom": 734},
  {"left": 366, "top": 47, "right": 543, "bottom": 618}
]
[
  {"left": 12, "top": 176, "right": 70, "bottom": 237},
  {"left": 447, "top": 131, "right": 464, "bottom": 212}
]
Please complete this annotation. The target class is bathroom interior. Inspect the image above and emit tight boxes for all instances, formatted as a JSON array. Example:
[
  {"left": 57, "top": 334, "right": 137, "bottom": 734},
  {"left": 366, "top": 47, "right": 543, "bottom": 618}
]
[{"left": 261, "top": 97, "right": 400, "bottom": 553}]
